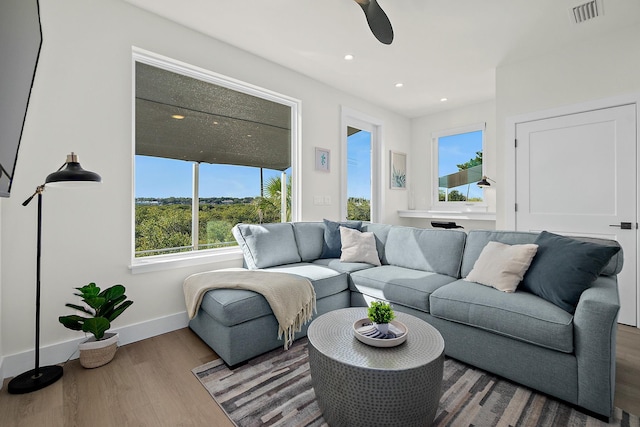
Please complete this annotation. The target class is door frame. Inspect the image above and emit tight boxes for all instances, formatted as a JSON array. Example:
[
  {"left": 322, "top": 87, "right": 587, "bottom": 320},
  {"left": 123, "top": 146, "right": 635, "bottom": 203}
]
[{"left": 504, "top": 92, "right": 640, "bottom": 328}]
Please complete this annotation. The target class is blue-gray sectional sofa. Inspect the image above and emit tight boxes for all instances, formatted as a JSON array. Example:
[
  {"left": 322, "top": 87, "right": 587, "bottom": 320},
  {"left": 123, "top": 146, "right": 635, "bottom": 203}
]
[{"left": 188, "top": 221, "right": 623, "bottom": 419}]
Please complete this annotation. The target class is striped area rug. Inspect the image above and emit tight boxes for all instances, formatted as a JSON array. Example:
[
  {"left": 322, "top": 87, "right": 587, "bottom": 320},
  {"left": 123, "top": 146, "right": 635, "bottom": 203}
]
[{"left": 192, "top": 338, "right": 638, "bottom": 427}]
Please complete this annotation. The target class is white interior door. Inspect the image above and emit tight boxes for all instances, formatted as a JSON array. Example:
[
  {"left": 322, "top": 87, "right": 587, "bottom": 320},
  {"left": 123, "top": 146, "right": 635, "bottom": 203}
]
[{"left": 515, "top": 104, "right": 637, "bottom": 326}]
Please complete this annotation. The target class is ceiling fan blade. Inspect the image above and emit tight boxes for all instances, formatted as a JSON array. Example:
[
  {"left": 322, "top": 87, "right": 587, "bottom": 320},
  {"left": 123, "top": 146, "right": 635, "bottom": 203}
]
[{"left": 354, "top": 0, "right": 394, "bottom": 45}]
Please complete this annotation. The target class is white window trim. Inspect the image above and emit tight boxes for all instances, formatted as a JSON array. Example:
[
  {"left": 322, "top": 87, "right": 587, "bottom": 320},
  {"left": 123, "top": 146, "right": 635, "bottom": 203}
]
[
  {"left": 130, "top": 248, "right": 244, "bottom": 274},
  {"left": 340, "top": 106, "right": 382, "bottom": 222},
  {"left": 130, "top": 48, "right": 301, "bottom": 272},
  {"left": 431, "top": 122, "right": 487, "bottom": 212}
]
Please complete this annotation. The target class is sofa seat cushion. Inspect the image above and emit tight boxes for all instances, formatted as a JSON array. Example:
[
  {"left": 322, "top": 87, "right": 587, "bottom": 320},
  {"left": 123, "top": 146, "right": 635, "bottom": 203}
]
[
  {"left": 199, "top": 263, "right": 348, "bottom": 327},
  {"left": 263, "top": 263, "right": 349, "bottom": 300},
  {"left": 312, "top": 258, "right": 374, "bottom": 274},
  {"left": 430, "top": 280, "right": 574, "bottom": 353},
  {"left": 350, "top": 265, "right": 457, "bottom": 312}
]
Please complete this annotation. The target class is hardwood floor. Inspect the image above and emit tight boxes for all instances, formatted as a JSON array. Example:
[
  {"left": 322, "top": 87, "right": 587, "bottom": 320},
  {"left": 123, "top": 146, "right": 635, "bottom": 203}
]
[
  {"left": 0, "top": 324, "right": 638, "bottom": 426},
  {"left": 0, "top": 328, "right": 233, "bottom": 427},
  {"left": 614, "top": 324, "right": 640, "bottom": 416}
]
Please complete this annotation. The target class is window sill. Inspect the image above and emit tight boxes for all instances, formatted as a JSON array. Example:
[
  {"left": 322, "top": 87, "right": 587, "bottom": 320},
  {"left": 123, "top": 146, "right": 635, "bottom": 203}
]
[
  {"left": 397, "top": 210, "right": 496, "bottom": 221},
  {"left": 130, "top": 247, "right": 244, "bottom": 274}
]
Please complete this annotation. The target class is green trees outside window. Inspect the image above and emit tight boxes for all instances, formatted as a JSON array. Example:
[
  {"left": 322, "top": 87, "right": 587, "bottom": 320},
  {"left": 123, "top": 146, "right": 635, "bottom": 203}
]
[{"left": 135, "top": 175, "right": 290, "bottom": 257}]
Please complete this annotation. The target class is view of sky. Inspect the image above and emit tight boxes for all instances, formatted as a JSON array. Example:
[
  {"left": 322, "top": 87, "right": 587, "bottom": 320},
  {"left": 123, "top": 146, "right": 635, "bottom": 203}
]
[
  {"left": 135, "top": 129, "right": 481, "bottom": 200},
  {"left": 438, "top": 130, "right": 484, "bottom": 200},
  {"left": 135, "top": 156, "right": 288, "bottom": 198},
  {"left": 136, "top": 130, "right": 374, "bottom": 200},
  {"left": 347, "top": 130, "right": 372, "bottom": 199}
]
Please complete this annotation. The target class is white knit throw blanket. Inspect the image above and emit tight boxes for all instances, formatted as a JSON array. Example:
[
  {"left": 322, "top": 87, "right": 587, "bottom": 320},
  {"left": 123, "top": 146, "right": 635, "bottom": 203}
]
[{"left": 183, "top": 268, "right": 316, "bottom": 350}]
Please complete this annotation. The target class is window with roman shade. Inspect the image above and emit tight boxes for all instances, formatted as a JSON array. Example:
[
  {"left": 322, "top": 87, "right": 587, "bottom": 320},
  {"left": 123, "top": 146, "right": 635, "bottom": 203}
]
[{"left": 133, "top": 57, "right": 296, "bottom": 260}]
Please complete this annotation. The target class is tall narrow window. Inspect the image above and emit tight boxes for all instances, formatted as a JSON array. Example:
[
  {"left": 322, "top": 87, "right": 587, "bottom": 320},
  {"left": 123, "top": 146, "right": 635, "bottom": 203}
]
[
  {"left": 346, "top": 127, "right": 372, "bottom": 221},
  {"left": 341, "top": 108, "right": 381, "bottom": 222},
  {"left": 433, "top": 124, "right": 485, "bottom": 206},
  {"left": 133, "top": 55, "right": 297, "bottom": 260}
]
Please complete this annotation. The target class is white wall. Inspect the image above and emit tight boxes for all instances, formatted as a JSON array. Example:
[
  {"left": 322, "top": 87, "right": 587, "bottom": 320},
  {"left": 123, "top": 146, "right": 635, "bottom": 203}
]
[
  {"left": 0, "top": 0, "right": 410, "bottom": 375},
  {"left": 408, "top": 100, "right": 497, "bottom": 230},
  {"left": 0, "top": 202, "right": 3, "bottom": 384},
  {"left": 495, "top": 23, "right": 640, "bottom": 227}
]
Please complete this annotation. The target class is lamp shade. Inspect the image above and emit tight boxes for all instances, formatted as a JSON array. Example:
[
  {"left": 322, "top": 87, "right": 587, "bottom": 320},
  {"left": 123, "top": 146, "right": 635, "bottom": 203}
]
[
  {"left": 45, "top": 153, "right": 101, "bottom": 187},
  {"left": 477, "top": 176, "right": 492, "bottom": 187}
]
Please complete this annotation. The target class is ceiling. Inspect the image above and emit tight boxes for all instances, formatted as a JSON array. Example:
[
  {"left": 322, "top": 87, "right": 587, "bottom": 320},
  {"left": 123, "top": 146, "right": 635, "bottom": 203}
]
[{"left": 124, "top": 0, "right": 640, "bottom": 118}]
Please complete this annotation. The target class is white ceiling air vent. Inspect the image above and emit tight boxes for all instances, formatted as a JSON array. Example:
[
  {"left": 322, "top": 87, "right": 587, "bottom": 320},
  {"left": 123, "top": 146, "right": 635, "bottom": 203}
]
[{"left": 569, "top": 0, "right": 604, "bottom": 25}]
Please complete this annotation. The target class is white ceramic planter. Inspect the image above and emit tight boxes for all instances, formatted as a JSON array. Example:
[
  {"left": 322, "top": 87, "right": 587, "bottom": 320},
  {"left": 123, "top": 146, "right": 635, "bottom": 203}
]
[
  {"left": 78, "top": 332, "right": 119, "bottom": 368},
  {"left": 375, "top": 323, "right": 389, "bottom": 334}
]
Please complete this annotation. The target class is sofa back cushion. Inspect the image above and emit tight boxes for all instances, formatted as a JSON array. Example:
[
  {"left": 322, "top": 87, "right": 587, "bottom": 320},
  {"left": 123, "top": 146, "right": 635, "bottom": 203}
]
[
  {"left": 320, "top": 219, "right": 362, "bottom": 258},
  {"left": 462, "top": 230, "right": 624, "bottom": 278},
  {"left": 291, "top": 222, "right": 325, "bottom": 261},
  {"left": 232, "top": 223, "right": 301, "bottom": 269},
  {"left": 361, "top": 223, "right": 393, "bottom": 264},
  {"left": 384, "top": 226, "right": 466, "bottom": 277},
  {"left": 461, "top": 231, "right": 538, "bottom": 278}
]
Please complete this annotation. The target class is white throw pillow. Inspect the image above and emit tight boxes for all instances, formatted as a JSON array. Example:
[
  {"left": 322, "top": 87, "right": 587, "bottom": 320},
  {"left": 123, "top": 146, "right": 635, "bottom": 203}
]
[
  {"left": 339, "top": 227, "right": 382, "bottom": 266},
  {"left": 465, "top": 241, "right": 538, "bottom": 292}
]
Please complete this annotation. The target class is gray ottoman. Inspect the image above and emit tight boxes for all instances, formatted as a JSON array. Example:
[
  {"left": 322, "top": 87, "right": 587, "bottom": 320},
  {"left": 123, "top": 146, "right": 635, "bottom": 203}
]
[{"left": 307, "top": 308, "right": 445, "bottom": 427}]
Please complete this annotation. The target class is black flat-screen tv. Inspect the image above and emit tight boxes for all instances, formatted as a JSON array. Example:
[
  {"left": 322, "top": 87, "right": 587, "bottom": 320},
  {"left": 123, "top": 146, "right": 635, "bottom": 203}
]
[{"left": 0, "top": 0, "right": 42, "bottom": 197}]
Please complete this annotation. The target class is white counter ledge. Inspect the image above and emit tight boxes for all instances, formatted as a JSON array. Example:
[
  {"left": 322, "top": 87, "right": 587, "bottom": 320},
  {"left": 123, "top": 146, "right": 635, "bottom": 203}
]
[{"left": 397, "top": 210, "right": 496, "bottom": 221}]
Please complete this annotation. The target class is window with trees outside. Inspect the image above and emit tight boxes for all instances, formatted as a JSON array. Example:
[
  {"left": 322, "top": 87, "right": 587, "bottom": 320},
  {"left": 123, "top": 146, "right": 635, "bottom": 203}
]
[
  {"left": 341, "top": 108, "right": 381, "bottom": 223},
  {"left": 433, "top": 123, "right": 485, "bottom": 205},
  {"left": 133, "top": 54, "right": 297, "bottom": 261},
  {"left": 346, "top": 126, "right": 372, "bottom": 221}
]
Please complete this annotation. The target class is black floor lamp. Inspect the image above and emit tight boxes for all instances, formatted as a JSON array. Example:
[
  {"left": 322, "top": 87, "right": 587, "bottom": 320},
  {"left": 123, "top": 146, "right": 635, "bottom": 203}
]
[{"left": 8, "top": 152, "right": 101, "bottom": 394}]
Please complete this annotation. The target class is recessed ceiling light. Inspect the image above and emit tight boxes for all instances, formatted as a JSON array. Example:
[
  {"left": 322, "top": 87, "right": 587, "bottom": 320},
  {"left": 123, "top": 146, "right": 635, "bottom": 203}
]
[
  {"left": 395, "top": 83, "right": 404, "bottom": 88},
  {"left": 171, "top": 114, "right": 185, "bottom": 120},
  {"left": 344, "top": 54, "right": 354, "bottom": 61},
  {"left": 440, "top": 97, "right": 448, "bottom": 102}
]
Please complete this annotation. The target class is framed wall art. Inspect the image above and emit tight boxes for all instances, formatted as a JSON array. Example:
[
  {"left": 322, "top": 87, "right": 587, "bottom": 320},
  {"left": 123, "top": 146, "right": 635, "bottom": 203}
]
[
  {"left": 390, "top": 151, "right": 407, "bottom": 189},
  {"left": 315, "top": 147, "right": 330, "bottom": 172}
]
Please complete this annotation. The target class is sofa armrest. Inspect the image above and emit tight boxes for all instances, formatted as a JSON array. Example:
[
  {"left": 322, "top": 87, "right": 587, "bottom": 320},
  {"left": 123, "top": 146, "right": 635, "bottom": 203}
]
[{"left": 573, "top": 275, "right": 620, "bottom": 418}]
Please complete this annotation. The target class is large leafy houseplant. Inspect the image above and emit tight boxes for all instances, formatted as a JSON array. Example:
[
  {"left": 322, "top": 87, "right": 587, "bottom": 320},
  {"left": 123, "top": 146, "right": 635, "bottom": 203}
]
[{"left": 59, "top": 283, "right": 133, "bottom": 340}]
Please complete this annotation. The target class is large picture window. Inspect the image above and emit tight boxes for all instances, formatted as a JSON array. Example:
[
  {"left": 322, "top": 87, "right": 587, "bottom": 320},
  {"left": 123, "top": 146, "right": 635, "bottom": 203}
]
[
  {"left": 133, "top": 52, "right": 298, "bottom": 262},
  {"left": 432, "top": 123, "right": 485, "bottom": 206}
]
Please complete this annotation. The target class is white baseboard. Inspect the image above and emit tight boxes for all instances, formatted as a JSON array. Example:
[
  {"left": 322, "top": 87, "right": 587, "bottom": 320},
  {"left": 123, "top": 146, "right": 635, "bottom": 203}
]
[{"left": 2, "top": 311, "right": 189, "bottom": 380}]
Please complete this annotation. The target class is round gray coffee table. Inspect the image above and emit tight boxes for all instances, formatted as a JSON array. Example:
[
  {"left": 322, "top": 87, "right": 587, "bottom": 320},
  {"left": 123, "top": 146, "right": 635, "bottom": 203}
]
[{"left": 307, "top": 307, "right": 445, "bottom": 427}]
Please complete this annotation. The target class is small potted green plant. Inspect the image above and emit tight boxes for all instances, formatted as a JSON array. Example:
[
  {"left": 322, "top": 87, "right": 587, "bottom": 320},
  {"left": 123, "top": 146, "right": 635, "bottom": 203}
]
[
  {"left": 367, "top": 301, "right": 395, "bottom": 334},
  {"left": 59, "top": 283, "right": 133, "bottom": 368}
]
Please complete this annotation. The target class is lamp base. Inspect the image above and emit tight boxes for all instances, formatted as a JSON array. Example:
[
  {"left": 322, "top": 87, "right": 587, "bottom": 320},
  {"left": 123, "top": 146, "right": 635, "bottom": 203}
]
[{"left": 7, "top": 365, "right": 63, "bottom": 394}]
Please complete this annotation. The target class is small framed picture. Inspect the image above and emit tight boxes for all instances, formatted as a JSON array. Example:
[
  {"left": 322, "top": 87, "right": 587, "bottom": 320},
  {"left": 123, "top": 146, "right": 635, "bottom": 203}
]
[
  {"left": 315, "top": 147, "right": 330, "bottom": 172},
  {"left": 390, "top": 151, "right": 407, "bottom": 189}
]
